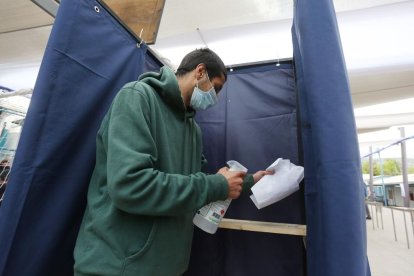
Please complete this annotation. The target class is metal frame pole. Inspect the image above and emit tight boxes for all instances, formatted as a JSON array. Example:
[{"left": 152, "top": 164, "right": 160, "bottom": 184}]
[
  {"left": 403, "top": 210, "right": 410, "bottom": 249},
  {"left": 399, "top": 127, "right": 410, "bottom": 207},
  {"left": 411, "top": 211, "right": 414, "bottom": 239},
  {"left": 391, "top": 208, "right": 397, "bottom": 241},
  {"left": 370, "top": 204, "right": 375, "bottom": 230},
  {"left": 378, "top": 151, "right": 386, "bottom": 206},
  {"left": 369, "top": 146, "right": 375, "bottom": 201}
]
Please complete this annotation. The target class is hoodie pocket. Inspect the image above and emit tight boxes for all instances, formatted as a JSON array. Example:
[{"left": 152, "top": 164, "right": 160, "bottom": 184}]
[{"left": 123, "top": 219, "right": 158, "bottom": 265}]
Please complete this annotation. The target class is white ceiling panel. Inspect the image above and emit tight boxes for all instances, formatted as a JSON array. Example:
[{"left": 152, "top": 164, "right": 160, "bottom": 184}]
[{"left": 0, "top": 0, "right": 54, "bottom": 33}]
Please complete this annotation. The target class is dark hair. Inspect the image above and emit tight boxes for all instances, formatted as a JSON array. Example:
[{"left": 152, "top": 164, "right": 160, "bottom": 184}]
[{"left": 176, "top": 48, "right": 227, "bottom": 81}]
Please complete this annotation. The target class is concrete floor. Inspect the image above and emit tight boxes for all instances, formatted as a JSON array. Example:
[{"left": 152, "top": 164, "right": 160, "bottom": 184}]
[{"left": 366, "top": 205, "right": 414, "bottom": 276}]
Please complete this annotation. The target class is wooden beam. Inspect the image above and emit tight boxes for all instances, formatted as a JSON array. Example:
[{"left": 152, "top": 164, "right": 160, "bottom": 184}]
[
  {"left": 219, "top": 218, "right": 307, "bottom": 236},
  {"left": 101, "top": 0, "right": 165, "bottom": 44}
]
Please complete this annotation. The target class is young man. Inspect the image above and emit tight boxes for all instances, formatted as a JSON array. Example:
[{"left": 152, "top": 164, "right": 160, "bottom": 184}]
[{"left": 74, "top": 48, "right": 270, "bottom": 275}]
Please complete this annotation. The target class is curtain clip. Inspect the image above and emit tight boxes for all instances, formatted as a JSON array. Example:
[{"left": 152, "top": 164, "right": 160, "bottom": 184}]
[{"left": 137, "top": 28, "right": 145, "bottom": 48}]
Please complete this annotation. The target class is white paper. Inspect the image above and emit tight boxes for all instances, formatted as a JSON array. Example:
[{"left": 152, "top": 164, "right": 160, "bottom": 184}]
[{"left": 250, "top": 158, "right": 304, "bottom": 209}]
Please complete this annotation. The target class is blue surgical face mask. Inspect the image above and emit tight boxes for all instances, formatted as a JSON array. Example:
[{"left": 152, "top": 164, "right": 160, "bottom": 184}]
[{"left": 190, "top": 73, "right": 218, "bottom": 111}]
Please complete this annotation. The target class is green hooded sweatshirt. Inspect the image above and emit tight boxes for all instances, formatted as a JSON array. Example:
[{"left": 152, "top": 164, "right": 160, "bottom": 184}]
[{"left": 74, "top": 66, "right": 254, "bottom": 275}]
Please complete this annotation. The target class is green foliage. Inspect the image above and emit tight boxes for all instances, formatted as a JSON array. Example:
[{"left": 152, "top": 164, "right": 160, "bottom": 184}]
[
  {"left": 361, "top": 159, "right": 403, "bottom": 176},
  {"left": 361, "top": 161, "right": 370, "bottom": 174},
  {"left": 382, "top": 159, "right": 401, "bottom": 176},
  {"left": 373, "top": 163, "right": 380, "bottom": 176},
  {"left": 361, "top": 160, "right": 380, "bottom": 176}
]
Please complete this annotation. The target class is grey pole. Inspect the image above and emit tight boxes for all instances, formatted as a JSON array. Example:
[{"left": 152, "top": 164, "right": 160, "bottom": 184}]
[
  {"left": 403, "top": 211, "right": 410, "bottom": 249},
  {"left": 378, "top": 152, "right": 386, "bottom": 206},
  {"left": 380, "top": 204, "right": 384, "bottom": 230},
  {"left": 369, "top": 146, "right": 375, "bottom": 201},
  {"left": 391, "top": 208, "right": 397, "bottom": 241},
  {"left": 399, "top": 127, "right": 409, "bottom": 207},
  {"left": 370, "top": 204, "right": 375, "bottom": 230},
  {"left": 410, "top": 211, "right": 414, "bottom": 240}
]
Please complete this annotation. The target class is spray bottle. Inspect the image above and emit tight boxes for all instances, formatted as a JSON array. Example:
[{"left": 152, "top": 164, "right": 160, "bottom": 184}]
[{"left": 193, "top": 160, "right": 248, "bottom": 234}]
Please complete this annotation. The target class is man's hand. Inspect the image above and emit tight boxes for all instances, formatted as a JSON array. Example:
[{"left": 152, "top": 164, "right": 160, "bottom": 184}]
[
  {"left": 253, "top": 170, "right": 274, "bottom": 183},
  {"left": 217, "top": 167, "right": 246, "bottom": 199}
]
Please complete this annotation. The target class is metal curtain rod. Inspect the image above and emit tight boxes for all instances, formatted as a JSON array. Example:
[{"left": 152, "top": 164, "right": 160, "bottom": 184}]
[
  {"left": 226, "top": 58, "right": 293, "bottom": 71},
  {"left": 361, "top": 135, "right": 414, "bottom": 158}
]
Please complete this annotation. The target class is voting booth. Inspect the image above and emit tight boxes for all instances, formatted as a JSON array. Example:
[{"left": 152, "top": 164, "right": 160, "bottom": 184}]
[
  {"left": 186, "top": 61, "right": 306, "bottom": 275},
  {"left": 0, "top": 0, "right": 369, "bottom": 275}
]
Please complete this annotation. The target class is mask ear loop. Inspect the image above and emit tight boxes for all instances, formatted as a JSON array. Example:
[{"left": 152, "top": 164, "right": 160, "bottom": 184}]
[
  {"left": 196, "top": 74, "right": 201, "bottom": 89},
  {"left": 196, "top": 71, "right": 209, "bottom": 91},
  {"left": 205, "top": 72, "right": 215, "bottom": 91}
]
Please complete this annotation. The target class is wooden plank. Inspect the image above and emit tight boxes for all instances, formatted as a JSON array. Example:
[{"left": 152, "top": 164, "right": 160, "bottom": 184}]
[
  {"left": 219, "top": 218, "right": 307, "bottom": 236},
  {"left": 101, "top": 0, "right": 165, "bottom": 44}
]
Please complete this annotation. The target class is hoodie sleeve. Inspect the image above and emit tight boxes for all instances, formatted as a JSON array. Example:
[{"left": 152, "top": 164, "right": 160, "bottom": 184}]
[
  {"left": 242, "top": 174, "right": 254, "bottom": 194},
  {"left": 103, "top": 87, "right": 229, "bottom": 216}
]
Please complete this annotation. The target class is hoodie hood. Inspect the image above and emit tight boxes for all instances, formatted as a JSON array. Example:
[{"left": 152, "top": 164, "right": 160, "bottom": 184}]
[{"left": 138, "top": 66, "right": 188, "bottom": 114}]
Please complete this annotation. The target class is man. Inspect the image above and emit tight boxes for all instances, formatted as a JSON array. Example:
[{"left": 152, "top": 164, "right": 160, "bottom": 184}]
[
  {"left": 363, "top": 180, "right": 372, "bottom": 220},
  {"left": 74, "top": 48, "right": 271, "bottom": 275}
]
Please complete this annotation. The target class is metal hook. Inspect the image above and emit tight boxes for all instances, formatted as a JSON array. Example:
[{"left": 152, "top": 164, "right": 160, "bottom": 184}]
[
  {"left": 137, "top": 28, "right": 145, "bottom": 48},
  {"left": 196, "top": 28, "right": 208, "bottom": 48}
]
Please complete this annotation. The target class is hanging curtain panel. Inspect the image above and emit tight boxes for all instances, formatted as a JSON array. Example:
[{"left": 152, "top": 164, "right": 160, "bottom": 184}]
[
  {"left": 292, "top": 0, "right": 370, "bottom": 275},
  {"left": 0, "top": 0, "right": 157, "bottom": 275},
  {"left": 186, "top": 62, "right": 306, "bottom": 276}
]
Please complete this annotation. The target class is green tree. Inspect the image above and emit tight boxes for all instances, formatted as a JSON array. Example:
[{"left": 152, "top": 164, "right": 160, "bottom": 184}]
[
  {"left": 361, "top": 161, "right": 370, "bottom": 174},
  {"left": 361, "top": 160, "right": 381, "bottom": 176},
  {"left": 382, "top": 159, "right": 401, "bottom": 176},
  {"left": 373, "top": 162, "right": 380, "bottom": 176}
]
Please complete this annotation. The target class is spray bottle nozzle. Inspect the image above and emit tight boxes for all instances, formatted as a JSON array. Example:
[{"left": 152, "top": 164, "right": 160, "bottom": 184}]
[{"left": 226, "top": 160, "right": 248, "bottom": 172}]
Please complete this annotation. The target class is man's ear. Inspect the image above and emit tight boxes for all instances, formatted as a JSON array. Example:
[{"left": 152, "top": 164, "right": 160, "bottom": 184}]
[{"left": 195, "top": 63, "right": 206, "bottom": 79}]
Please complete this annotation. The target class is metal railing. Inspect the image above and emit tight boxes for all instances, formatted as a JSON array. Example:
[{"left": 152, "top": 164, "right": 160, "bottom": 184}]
[
  {"left": 389, "top": 206, "right": 414, "bottom": 249},
  {"left": 367, "top": 201, "right": 384, "bottom": 230}
]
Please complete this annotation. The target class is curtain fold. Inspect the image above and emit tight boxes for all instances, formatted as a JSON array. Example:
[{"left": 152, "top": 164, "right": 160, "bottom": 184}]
[
  {"left": 0, "top": 1, "right": 154, "bottom": 275},
  {"left": 186, "top": 63, "right": 306, "bottom": 276},
  {"left": 292, "top": 0, "right": 370, "bottom": 275}
]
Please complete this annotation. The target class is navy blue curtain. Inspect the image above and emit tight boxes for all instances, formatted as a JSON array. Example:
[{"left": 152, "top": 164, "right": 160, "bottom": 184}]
[
  {"left": 292, "top": 0, "right": 370, "bottom": 275},
  {"left": 186, "top": 63, "right": 306, "bottom": 276},
  {"left": 0, "top": 0, "right": 160, "bottom": 275}
]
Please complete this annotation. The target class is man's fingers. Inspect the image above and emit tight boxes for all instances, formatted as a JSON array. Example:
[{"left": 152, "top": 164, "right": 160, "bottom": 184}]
[{"left": 234, "top": 171, "right": 247, "bottom": 177}]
